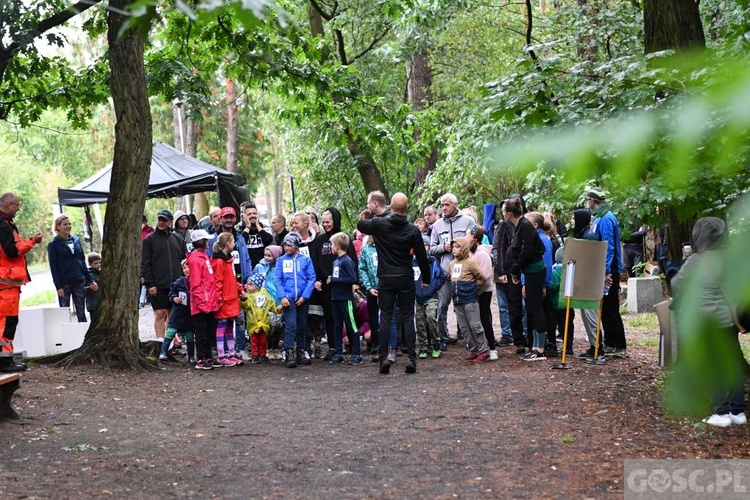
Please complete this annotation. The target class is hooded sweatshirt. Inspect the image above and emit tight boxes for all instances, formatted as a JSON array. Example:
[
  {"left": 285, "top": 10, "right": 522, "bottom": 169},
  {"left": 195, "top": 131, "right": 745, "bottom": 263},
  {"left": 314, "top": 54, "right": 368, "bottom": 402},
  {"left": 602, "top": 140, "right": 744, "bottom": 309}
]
[
  {"left": 448, "top": 238, "right": 486, "bottom": 304},
  {"left": 312, "top": 207, "right": 358, "bottom": 282},
  {"left": 572, "top": 209, "right": 594, "bottom": 240},
  {"left": 671, "top": 217, "right": 734, "bottom": 328},
  {"left": 430, "top": 210, "right": 476, "bottom": 273}
]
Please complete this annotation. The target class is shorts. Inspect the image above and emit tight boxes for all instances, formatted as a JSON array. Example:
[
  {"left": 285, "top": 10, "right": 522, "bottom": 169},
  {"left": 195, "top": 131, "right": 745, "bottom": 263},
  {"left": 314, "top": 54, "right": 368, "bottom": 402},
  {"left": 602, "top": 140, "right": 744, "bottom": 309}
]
[{"left": 151, "top": 288, "right": 173, "bottom": 311}]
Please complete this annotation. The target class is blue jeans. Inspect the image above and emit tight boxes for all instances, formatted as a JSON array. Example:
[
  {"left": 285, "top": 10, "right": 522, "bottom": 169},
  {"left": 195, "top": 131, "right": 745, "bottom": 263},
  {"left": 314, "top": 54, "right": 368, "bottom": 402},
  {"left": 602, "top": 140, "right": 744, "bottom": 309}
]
[
  {"left": 495, "top": 283, "right": 511, "bottom": 337},
  {"left": 282, "top": 301, "right": 310, "bottom": 351}
]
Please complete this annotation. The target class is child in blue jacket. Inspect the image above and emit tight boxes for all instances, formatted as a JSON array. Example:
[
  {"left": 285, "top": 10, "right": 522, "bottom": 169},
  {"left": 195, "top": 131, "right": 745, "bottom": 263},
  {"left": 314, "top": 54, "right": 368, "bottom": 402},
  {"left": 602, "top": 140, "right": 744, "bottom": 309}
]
[
  {"left": 274, "top": 232, "right": 316, "bottom": 368},
  {"left": 326, "top": 232, "right": 362, "bottom": 365},
  {"left": 414, "top": 235, "right": 446, "bottom": 358}
]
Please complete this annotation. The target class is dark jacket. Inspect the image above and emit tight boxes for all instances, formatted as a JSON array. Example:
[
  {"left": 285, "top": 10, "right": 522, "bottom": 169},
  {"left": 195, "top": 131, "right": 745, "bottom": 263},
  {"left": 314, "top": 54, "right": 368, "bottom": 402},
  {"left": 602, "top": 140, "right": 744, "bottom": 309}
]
[
  {"left": 85, "top": 267, "right": 101, "bottom": 313},
  {"left": 242, "top": 224, "right": 273, "bottom": 269},
  {"left": 141, "top": 228, "right": 187, "bottom": 290},
  {"left": 357, "top": 213, "right": 430, "bottom": 283},
  {"left": 493, "top": 219, "right": 515, "bottom": 279},
  {"left": 330, "top": 253, "right": 358, "bottom": 301},
  {"left": 48, "top": 235, "right": 93, "bottom": 289},
  {"left": 272, "top": 228, "right": 289, "bottom": 247},
  {"left": 168, "top": 276, "right": 194, "bottom": 331},
  {"left": 510, "top": 217, "right": 545, "bottom": 278},
  {"left": 414, "top": 255, "right": 445, "bottom": 303},
  {"left": 313, "top": 207, "right": 358, "bottom": 282}
]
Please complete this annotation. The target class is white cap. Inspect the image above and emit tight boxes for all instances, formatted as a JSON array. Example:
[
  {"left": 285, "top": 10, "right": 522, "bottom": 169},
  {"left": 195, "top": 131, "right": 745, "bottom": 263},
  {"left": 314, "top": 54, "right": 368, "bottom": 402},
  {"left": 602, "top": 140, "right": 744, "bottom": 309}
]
[{"left": 190, "top": 229, "right": 210, "bottom": 243}]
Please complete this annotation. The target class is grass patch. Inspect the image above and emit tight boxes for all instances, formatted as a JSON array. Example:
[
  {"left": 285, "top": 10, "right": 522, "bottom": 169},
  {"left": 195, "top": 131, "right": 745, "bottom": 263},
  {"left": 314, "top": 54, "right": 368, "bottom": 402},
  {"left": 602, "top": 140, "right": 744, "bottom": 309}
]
[
  {"left": 21, "top": 290, "right": 57, "bottom": 307},
  {"left": 627, "top": 312, "right": 659, "bottom": 331},
  {"left": 630, "top": 336, "right": 660, "bottom": 348}
]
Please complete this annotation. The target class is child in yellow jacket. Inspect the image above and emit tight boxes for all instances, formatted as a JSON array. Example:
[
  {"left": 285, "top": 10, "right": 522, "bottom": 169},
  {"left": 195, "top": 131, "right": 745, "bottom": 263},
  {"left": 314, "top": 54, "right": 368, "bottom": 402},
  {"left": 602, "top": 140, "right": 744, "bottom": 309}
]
[{"left": 241, "top": 273, "right": 279, "bottom": 364}]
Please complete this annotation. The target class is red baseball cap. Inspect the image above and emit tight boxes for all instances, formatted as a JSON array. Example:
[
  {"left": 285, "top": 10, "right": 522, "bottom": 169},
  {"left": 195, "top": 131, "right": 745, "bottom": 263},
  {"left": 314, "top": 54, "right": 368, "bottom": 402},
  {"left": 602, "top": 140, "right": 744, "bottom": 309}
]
[{"left": 220, "top": 207, "right": 236, "bottom": 217}]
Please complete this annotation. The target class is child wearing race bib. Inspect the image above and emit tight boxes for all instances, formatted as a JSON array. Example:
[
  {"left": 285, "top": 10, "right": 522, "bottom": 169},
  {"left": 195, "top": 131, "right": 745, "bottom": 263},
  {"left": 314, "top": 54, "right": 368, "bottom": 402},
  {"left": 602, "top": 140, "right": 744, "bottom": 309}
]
[
  {"left": 241, "top": 273, "right": 279, "bottom": 364},
  {"left": 326, "top": 232, "right": 362, "bottom": 365},
  {"left": 448, "top": 236, "right": 490, "bottom": 363},
  {"left": 414, "top": 235, "right": 446, "bottom": 359}
]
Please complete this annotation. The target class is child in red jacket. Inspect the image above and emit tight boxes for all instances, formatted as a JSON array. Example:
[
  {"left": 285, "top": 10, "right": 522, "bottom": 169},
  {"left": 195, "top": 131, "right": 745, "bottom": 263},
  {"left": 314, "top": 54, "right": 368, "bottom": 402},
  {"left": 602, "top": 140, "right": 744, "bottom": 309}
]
[
  {"left": 212, "top": 232, "right": 245, "bottom": 367},
  {"left": 185, "top": 230, "right": 220, "bottom": 370}
]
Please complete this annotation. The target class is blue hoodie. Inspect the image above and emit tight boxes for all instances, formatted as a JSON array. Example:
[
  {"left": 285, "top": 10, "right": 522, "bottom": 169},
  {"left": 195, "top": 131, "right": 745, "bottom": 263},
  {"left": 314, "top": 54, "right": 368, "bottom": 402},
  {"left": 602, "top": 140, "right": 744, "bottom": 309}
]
[
  {"left": 414, "top": 254, "right": 446, "bottom": 304},
  {"left": 591, "top": 204, "right": 623, "bottom": 276}
]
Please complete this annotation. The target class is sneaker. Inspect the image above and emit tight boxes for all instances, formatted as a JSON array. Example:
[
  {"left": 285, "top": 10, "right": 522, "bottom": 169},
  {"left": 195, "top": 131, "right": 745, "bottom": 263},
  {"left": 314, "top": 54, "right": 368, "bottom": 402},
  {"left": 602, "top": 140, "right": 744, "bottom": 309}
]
[
  {"left": 521, "top": 350, "right": 547, "bottom": 362},
  {"left": 297, "top": 349, "right": 312, "bottom": 366},
  {"left": 232, "top": 354, "right": 245, "bottom": 365},
  {"left": 418, "top": 349, "right": 428, "bottom": 359},
  {"left": 395, "top": 348, "right": 404, "bottom": 357},
  {"left": 730, "top": 413, "right": 747, "bottom": 425},
  {"left": 195, "top": 359, "right": 213, "bottom": 370},
  {"left": 488, "top": 350, "right": 498, "bottom": 361},
  {"left": 251, "top": 356, "right": 262, "bottom": 364},
  {"left": 207, "top": 358, "right": 223, "bottom": 368},
  {"left": 516, "top": 346, "right": 527, "bottom": 356},
  {"left": 463, "top": 352, "right": 478, "bottom": 362},
  {"left": 498, "top": 336, "right": 513, "bottom": 347},
  {"left": 603, "top": 346, "right": 629, "bottom": 358},
  {"left": 158, "top": 353, "right": 168, "bottom": 361},
  {"left": 348, "top": 355, "right": 363, "bottom": 365},
  {"left": 218, "top": 356, "right": 236, "bottom": 367},
  {"left": 371, "top": 352, "right": 380, "bottom": 363},
  {"left": 474, "top": 351, "right": 490, "bottom": 363},
  {"left": 284, "top": 350, "right": 297, "bottom": 368},
  {"left": 324, "top": 349, "right": 335, "bottom": 361},
  {"left": 261, "top": 355, "right": 270, "bottom": 364},
  {"left": 405, "top": 361, "right": 417, "bottom": 374},
  {"left": 313, "top": 343, "right": 323, "bottom": 359},
  {"left": 446, "top": 337, "right": 458, "bottom": 345},
  {"left": 379, "top": 359, "right": 392, "bottom": 374},
  {"left": 558, "top": 347, "right": 574, "bottom": 357},
  {"left": 239, "top": 351, "right": 253, "bottom": 362},
  {"left": 576, "top": 346, "right": 596, "bottom": 359},
  {"left": 329, "top": 354, "right": 345, "bottom": 365},
  {"left": 188, "top": 356, "right": 196, "bottom": 364},
  {"left": 387, "top": 349, "right": 397, "bottom": 364},
  {"left": 431, "top": 349, "right": 442, "bottom": 359},
  {"left": 544, "top": 347, "right": 559, "bottom": 358},
  {"left": 439, "top": 341, "right": 447, "bottom": 351},
  {"left": 702, "top": 414, "right": 732, "bottom": 427}
]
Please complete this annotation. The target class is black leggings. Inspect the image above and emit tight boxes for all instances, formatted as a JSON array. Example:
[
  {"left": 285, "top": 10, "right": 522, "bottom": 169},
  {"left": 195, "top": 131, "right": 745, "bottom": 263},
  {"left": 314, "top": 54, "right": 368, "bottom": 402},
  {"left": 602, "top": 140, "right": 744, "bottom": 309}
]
[
  {"left": 478, "top": 291, "right": 495, "bottom": 350},
  {"left": 524, "top": 269, "right": 547, "bottom": 341}
]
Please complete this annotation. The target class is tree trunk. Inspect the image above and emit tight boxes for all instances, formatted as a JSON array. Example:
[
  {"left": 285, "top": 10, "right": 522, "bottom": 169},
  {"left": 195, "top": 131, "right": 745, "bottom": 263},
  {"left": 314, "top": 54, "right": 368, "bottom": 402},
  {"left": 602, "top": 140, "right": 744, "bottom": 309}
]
[
  {"left": 406, "top": 47, "right": 437, "bottom": 186},
  {"left": 61, "top": 0, "right": 153, "bottom": 370},
  {"left": 346, "top": 131, "right": 389, "bottom": 199},
  {"left": 662, "top": 206, "right": 696, "bottom": 261},
  {"left": 186, "top": 115, "right": 208, "bottom": 218},
  {"left": 226, "top": 78, "right": 238, "bottom": 173},
  {"left": 644, "top": 0, "right": 705, "bottom": 54},
  {"left": 577, "top": 0, "right": 599, "bottom": 61}
]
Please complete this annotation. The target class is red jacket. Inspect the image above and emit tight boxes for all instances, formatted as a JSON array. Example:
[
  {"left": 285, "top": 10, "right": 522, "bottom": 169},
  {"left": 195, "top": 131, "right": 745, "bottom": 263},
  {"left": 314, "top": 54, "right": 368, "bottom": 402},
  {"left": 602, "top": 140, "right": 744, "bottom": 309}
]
[
  {"left": 212, "top": 252, "right": 242, "bottom": 319},
  {"left": 185, "top": 249, "right": 219, "bottom": 315}
]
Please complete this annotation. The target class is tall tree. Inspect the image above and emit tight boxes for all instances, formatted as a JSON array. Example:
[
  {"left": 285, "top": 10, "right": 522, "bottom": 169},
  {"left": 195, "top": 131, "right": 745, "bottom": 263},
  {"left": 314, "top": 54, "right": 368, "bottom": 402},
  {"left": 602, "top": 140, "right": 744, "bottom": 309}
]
[
  {"left": 644, "top": 0, "right": 705, "bottom": 54},
  {"left": 644, "top": 0, "right": 706, "bottom": 259},
  {"left": 226, "top": 78, "right": 239, "bottom": 173},
  {"left": 63, "top": 0, "right": 153, "bottom": 370},
  {"left": 406, "top": 46, "right": 437, "bottom": 186}
]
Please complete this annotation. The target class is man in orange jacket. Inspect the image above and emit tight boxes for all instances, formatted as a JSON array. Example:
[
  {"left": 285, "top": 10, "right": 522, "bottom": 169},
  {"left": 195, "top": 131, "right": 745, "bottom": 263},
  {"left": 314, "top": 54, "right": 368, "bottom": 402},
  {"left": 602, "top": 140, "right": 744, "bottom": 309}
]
[{"left": 0, "top": 192, "right": 43, "bottom": 372}]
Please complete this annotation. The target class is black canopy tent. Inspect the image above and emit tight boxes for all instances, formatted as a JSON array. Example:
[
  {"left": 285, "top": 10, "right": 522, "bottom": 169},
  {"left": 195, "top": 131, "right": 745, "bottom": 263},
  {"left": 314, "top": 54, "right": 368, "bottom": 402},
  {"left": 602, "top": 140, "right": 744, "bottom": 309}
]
[{"left": 57, "top": 141, "right": 250, "bottom": 210}]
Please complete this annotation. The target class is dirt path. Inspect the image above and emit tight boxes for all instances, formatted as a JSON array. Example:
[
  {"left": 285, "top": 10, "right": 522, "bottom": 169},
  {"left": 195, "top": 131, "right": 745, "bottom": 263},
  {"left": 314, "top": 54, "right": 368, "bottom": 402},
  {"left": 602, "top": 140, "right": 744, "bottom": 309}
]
[{"left": 1, "top": 310, "right": 749, "bottom": 498}]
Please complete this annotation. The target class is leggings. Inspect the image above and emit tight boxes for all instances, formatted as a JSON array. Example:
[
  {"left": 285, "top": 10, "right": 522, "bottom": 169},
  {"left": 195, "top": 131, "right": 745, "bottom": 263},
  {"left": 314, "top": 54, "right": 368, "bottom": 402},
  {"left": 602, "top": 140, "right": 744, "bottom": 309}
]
[{"left": 216, "top": 318, "right": 236, "bottom": 357}]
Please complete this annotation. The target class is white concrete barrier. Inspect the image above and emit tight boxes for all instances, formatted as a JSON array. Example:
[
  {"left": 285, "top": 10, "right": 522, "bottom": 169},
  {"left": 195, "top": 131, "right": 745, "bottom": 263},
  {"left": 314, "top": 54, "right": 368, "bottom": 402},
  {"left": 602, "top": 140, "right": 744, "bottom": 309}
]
[
  {"left": 61, "top": 322, "right": 89, "bottom": 353},
  {"left": 626, "top": 276, "right": 664, "bottom": 313},
  {"left": 15, "top": 306, "right": 79, "bottom": 357}
]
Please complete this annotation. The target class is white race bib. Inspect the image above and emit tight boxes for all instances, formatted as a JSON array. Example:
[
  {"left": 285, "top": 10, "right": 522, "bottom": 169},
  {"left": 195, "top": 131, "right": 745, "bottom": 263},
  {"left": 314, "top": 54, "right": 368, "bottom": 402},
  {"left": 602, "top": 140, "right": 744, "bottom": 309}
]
[
  {"left": 333, "top": 265, "right": 340, "bottom": 279},
  {"left": 231, "top": 250, "right": 240, "bottom": 265},
  {"left": 283, "top": 260, "right": 294, "bottom": 273},
  {"left": 413, "top": 265, "right": 421, "bottom": 281},
  {"left": 452, "top": 264, "right": 462, "bottom": 278},
  {"left": 178, "top": 291, "right": 187, "bottom": 303},
  {"left": 255, "top": 294, "right": 267, "bottom": 308},
  {"left": 373, "top": 254, "right": 378, "bottom": 267},
  {"left": 206, "top": 261, "right": 214, "bottom": 275},
  {"left": 298, "top": 246, "right": 310, "bottom": 257}
]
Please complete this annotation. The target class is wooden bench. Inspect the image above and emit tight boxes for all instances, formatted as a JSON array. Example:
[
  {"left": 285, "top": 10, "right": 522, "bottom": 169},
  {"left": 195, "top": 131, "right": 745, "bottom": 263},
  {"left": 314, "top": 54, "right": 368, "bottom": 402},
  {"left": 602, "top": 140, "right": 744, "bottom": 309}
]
[{"left": 0, "top": 373, "right": 21, "bottom": 420}]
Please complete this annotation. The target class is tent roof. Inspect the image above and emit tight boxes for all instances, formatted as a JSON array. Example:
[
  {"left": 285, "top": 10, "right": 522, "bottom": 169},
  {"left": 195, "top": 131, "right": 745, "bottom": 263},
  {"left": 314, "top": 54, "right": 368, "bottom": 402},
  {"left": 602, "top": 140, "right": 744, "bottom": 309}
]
[{"left": 57, "top": 141, "right": 250, "bottom": 208}]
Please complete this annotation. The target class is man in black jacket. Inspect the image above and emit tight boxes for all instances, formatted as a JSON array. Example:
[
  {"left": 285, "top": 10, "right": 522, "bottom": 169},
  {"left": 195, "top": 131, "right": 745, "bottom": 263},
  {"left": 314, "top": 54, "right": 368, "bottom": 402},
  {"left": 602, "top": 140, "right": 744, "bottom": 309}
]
[
  {"left": 141, "top": 209, "right": 187, "bottom": 340},
  {"left": 357, "top": 192, "right": 430, "bottom": 375}
]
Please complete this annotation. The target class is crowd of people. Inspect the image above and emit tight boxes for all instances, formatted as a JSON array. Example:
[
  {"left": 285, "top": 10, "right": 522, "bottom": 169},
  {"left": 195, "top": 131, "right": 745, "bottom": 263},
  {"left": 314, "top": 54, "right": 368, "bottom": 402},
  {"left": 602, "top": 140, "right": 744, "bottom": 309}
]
[
  {"left": 125, "top": 188, "right": 637, "bottom": 375},
  {"left": 0, "top": 188, "right": 747, "bottom": 427}
]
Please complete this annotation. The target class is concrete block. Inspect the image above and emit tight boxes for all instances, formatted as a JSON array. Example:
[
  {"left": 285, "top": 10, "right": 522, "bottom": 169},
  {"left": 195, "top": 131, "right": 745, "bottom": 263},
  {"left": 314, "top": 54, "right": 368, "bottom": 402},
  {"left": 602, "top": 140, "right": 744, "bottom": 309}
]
[
  {"left": 16, "top": 306, "right": 75, "bottom": 358},
  {"left": 61, "top": 322, "right": 89, "bottom": 353},
  {"left": 627, "top": 276, "right": 664, "bottom": 313}
]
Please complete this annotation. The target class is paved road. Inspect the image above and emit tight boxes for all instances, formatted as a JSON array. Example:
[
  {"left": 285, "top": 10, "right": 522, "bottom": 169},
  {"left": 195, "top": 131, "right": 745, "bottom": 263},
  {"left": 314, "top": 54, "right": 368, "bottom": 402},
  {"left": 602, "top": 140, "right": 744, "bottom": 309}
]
[{"left": 21, "top": 269, "right": 55, "bottom": 301}]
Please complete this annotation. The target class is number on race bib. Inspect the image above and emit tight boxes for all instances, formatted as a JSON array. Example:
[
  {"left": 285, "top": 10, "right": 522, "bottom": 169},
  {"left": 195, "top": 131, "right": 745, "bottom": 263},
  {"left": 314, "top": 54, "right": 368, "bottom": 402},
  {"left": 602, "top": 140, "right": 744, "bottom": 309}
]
[
  {"left": 413, "top": 266, "right": 421, "bottom": 281},
  {"left": 452, "top": 264, "right": 462, "bottom": 278},
  {"left": 333, "top": 266, "right": 340, "bottom": 279},
  {"left": 283, "top": 260, "right": 294, "bottom": 273}
]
